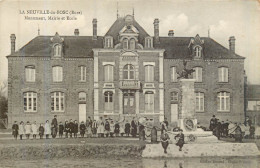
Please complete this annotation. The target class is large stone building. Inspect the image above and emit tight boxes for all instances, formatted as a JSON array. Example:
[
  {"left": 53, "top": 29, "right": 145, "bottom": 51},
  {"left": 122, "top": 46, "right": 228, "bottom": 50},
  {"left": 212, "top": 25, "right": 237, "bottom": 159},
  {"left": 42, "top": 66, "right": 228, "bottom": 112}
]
[{"left": 7, "top": 15, "right": 245, "bottom": 127}]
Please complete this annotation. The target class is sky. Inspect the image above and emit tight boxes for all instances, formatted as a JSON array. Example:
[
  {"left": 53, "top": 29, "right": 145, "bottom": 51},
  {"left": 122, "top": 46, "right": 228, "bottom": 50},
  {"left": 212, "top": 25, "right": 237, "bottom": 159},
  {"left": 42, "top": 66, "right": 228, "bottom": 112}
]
[{"left": 0, "top": 0, "right": 260, "bottom": 85}]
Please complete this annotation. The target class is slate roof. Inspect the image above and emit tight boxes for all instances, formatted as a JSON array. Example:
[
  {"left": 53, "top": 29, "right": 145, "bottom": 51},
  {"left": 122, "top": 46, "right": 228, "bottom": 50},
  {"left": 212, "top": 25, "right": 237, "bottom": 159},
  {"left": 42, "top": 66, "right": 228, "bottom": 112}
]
[
  {"left": 8, "top": 17, "right": 244, "bottom": 60},
  {"left": 247, "top": 85, "right": 260, "bottom": 99}
]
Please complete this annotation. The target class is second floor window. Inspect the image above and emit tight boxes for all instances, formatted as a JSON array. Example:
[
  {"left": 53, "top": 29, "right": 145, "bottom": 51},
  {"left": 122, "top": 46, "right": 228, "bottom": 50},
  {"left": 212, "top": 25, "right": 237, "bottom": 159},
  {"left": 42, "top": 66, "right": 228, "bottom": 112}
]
[
  {"left": 171, "top": 66, "right": 177, "bottom": 82},
  {"left": 105, "top": 37, "right": 113, "bottom": 48},
  {"left": 193, "top": 67, "right": 202, "bottom": 82},
  {"left": 52, "top": 66, "right": 63, "bottom": 82},
  {"left": 54, "top": 44, "right": 62, "bottom": 57},
  {"left": 51, "top": 92, "right": 65, "bottom": 112},
  {"left": 104, "top": 65, "right": 114, "bottom": 82},
  {"left": 217, "top": 91, "right": 230, "bottom": 112},
  {"left": 123, "top": 39, "right": 128, "bottom": 50},
  {"left": 23, "top": 92, "right": 37, "bottom": 112},
  {"left": 218, "top": 67, "right": 229, "bottom": 82},
  {"left": 195, "top": 92, "right": 204, "bottom": 112},
  {"left": 79, "top": 66, "right": 86, "bottom": 82},
  {"left": 25, "top": 65, "right": 35, "bottom": 82},
  {"left": 123, "top": 64, "right": 134, "bottom": 80},
  {"left": 129, "top": 39, "right": 135, "bottom": 50},
  {"left": 145, "top": 65, "right": 154, "bottom": 82}
]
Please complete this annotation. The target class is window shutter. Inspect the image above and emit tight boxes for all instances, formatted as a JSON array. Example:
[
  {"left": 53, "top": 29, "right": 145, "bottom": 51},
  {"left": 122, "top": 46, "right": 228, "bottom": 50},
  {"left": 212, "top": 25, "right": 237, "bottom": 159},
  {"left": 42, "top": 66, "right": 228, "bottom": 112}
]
[
  {"left": 218, "top": 68, "right": 222, "bottom": 82},
  {"left": 225, "top": 68, "right": 228, "bottom": 82},
  {"left": 145, "top": 66, "right": 148, "bottom": 82}
]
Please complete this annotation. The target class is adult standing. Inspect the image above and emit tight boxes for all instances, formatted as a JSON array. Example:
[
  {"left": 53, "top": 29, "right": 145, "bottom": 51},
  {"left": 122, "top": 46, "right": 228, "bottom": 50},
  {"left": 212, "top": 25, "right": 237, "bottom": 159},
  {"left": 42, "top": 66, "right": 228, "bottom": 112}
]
[
  {"left": 73, "top": 120, "right": 78, "bottom": 138},
  {"left": 64, "top": 120, "right": 70, "bottom": 138},
  {"left": 209, "top": 115, "right": 218, "bottom": 134},
  {"left": 25, "top": 121, "right": 31, "bottom": 139},
  {"left": 45, "top": 120, "right": 51, "bottom": 139},
  {"left": 19, "top": 121, "right": 25, "bottom": 140},
  {"left": 12, "top": 121, "right": 19, "bottom": 140},
  {"left": 228, "top": 121, "right": 236, "bottom": 138},
  {"left": 114, "top": 121, "right": 120, "bottom": 137},
  {"left": 97, "top": 117, "right": 104, "bottom": 138},
  {"left": 131, "top": 117, "right": 137, "bottom": 137},
  {"left": 110, "top": 120, "right": 115, "bottom": 137},
  {"left": 214, "top": 119, "right": 222, "bottom": 140},
  {"left": 92, "top": 120, "right": 97, "bottom": 137},
  {"left": 39, "top": 123, "right": 44, "bottom": 139},
  {"left": 79, "top": 121, "right": 86, "bottom": 138},
  {"left": 161, "top": 129, "right": 170, "bottom": 154},
  {"left": 104, "top": 119, "right": 110, "bottom": 137},
  {"left": 69, "top": 119, "right": 74, "bottom": 138},
  {"left": 31, "top": 121, "right": 38, "bottom": 139},
  {"left": 51, "top": 115, "right": 58, "bottom": 138},
  {"left": 58, "top": 121, "right": 64, "bottom": 138},
  {"left": 125, "top": 120, "right": 131, "bottom": 137}
]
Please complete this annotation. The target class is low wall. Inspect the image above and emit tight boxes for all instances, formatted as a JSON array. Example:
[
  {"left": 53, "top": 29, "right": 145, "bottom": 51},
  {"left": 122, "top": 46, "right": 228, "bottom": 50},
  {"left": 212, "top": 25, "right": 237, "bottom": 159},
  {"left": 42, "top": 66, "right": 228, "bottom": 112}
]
[{"left": 0, "top": 143, "right": 145, "bottom": 159}]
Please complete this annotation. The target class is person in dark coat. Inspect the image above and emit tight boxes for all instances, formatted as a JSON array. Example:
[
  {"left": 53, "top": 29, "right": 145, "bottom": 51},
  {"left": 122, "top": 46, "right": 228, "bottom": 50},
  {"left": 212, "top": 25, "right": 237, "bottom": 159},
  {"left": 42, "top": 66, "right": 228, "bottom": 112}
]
[
  {"left": 104, "top": 119, "right": 110, "bottom": 137},
  {"left": 125, "top": 120, "right": 131, "bottom": 137},
  {"left": 161, "top": 129, "right": 170, "bottom": 154},
  {"left": 214, "top": 119, "right": 222, "bottom": 140},
  {"left": 209, "top": 115, "right": 218, "bottom": 133},
  {"left": 164, "top": 118, "right": 169, "bottom": 128},
  {"left": 73, "top": 120, "right": 78, "bottom": 138},
  {"left": 64, "top": 121, "right": 70, "bottom": 138},
  {"left": 175, "top": 129, "right": 185, "bottom": 151},
  {"left": 245, "top": 116, "right": 252, "bottom": 127},
  {"left": 79, "top": 121, "right": 86, "bottom": 138},
  {"left": 139, "top": 124, "right": 145, "bottom": 141},
  {"left": 249, "top": 125, "right": 255, "bottom": 139},
  {"left": 234, "top": 123, "right": 243, "bottom": 142},
  {"left": 69, "top": 119, "right": 74, "bottom": 138},
  {"left": 223, "top": 120, "right": 229, "bottom": 137},
  {"left": 131, "top": 117, "right": 137, "bottom": 137},
  {"left": 39, "top": 123, "right": 44, "bottom": 139},
  {"left": 12, "top": 121, "right": 19, "bottom": 140},
  {"left": 51, "top": 115, "right": 58, "bottom": 138},
  {"left": 92, "top": 120, "right": 97, "bottom": 137},
  {"left": 114, "top": 121, "right": 120, "bottom": 137},
  {"left": 58, "top": 122, "right": 64, "bottom": 138}
]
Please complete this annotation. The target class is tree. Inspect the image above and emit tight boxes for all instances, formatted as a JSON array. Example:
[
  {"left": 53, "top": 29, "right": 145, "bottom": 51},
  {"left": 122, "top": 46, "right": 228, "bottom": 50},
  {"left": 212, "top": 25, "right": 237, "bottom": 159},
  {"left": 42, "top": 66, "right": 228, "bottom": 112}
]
[{"left": 0, "top": 81, "right": 8, "bottom": 119}]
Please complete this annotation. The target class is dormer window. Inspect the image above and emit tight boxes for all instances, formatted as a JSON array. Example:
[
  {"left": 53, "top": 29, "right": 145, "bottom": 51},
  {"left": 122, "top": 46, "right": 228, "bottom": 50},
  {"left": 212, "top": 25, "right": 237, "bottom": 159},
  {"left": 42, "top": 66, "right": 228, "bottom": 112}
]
[
  {"left": 194, "top": 46, "right": 202, "bottom": 57},
  {"left": 104, "top": 36, "right": 113, "bottom": 48},
  {"left": 145, "top": 37, "right": 153, "bottom": 48},
  {"left": 54, "top": 44, "right": 62, "bottom": 57},
  {"left": 129, "top": 39, "right": 135, "bottom": 50},
  {"left": 123, "top": 38, "right": 128, "bottom": 50}
]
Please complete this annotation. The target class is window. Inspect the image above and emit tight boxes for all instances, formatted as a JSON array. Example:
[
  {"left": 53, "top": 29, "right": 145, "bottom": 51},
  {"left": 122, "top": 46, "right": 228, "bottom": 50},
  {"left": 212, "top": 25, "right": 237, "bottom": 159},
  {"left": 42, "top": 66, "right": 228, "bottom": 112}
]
[
  {"left": 123, "top": 64, "right": 134, "bottom": 80},
  {"left": 193, "top": 67, "right": 202, "bottom": 82},
  {"left": 218, "top": 67, "right": 229, "bottom": 82},
  {"left": 25, "top": 66, "right": 35, "bottom": 82},
  {"left": 145, "top": 65, "right": 154, "bottom": 82},
  {"left": 194, "top": 46, "right": 201, "bottom": 57},
  {"left": 54, "top": 44, "right": 62, "bottom": 57},
  {"left": 217, "top": 92, "right": 230, "bottom": 111},
  {"left": 104, "top": 65, "right": 114, "bottom": 82},
  {"left": 79, "top": 92, "right": 86, "bottom": 101},
  {"left": 105, "top": 37, "right": 113, "bottom": 48},
  {"left": 195, "top": 92, "right": 204, "bottom": 112},
  {"left": 123, "top": 38, "right": 128, "bottom": 50},
  {"left": 79, "top": 66, "right": 86, "bottom": 82},
  {"left": 23, "top": 92, "right": 37, "bottom": 112},
  {"left": 129, "top": 39, "right": 135, "bottom": 50},
  {"left": 51, "top": 92, "right": 65, "bottom": 112},
  {"left": 52, "top": 66, "right": 63, "bottom": 82},
  {"left": 170, "top": 92, "right": 178, "bottom": 102},
  {"left": 171, "top": 66, "right": 177, "bottom": 82},
  {"left": 247, "top": 101, "right": 260, "bottom": 111},
  {"left": 104, "top": 91, "right": 113, "bottom": 111},
  {"left": 145, "top": 92, "right": 154, "bottom": 113},
  {"left": 145, "top": 37, "right": 152, "bottom": 48}
]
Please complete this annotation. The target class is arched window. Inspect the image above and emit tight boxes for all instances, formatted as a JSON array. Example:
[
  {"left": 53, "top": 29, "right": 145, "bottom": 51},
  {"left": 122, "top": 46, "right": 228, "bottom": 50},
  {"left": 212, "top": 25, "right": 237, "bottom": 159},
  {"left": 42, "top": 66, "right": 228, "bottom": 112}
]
[
  {"left": 104, "top": 91, "right": 113, "bottom": 111},
  {"left": 217, "top": 91, "right": 230, "bottom": 111},
  {"left": 123, "top": 64, "right": 135, "bottom": 80},
  {"left": 123, "top": 38, "right": 128, "bottom": 50},
  {"left": 79, "top": 92, "right": 87, "bottom": 101},
  {"left": 170, "top": 91, "right": 178, "bottom": 102},
  {"left": 54, "top": 44, "right": 62, "bottom": 57},
  {"left": 51, "top": 92, "right": 65, "bottom": 112},
  {"left": 194, "top": 46, "right": 201, "bottom": 57},
  {"left": 129, "top": 39, "right": 135, "bottom": 50},
  {"left": 23, "top": 92, "right": 37, "bottom": 112}
]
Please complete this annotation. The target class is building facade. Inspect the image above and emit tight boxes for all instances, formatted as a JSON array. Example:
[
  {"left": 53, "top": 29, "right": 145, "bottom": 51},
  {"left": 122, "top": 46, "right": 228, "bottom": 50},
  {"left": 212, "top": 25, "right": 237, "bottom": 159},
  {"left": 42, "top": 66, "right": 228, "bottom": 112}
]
[
  {"left": 7, "top": 15, "right": 245, "bottom": 127},
  {"left": 245, "top": 85, "right": 260, "bottom": 125}
]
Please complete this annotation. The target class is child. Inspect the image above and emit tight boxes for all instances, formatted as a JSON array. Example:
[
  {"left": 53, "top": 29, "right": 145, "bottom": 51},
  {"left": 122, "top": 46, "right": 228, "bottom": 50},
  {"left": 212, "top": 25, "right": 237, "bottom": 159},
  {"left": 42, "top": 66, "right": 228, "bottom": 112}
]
[
  {"left": 92, "top": 120, "right": 97, "bottom": 138},
  {"left": 125, "top": 120, "right": 130, "bottom": 137},
  {"left": 12, "top": 121, "right": 19, "bottom": 140},
  {"left": 73, "top": 120, "right": 78, "bottom": 138},
  {"left": 19, "top": 121, "right": 25, "bottom": 140},
  {"left": 45, "top": 120, "right": 51, "bottom": 139},
  {"left": 79, "top": 121, "right": 86, "bottom": 138},
  {"left": 175, "top": 129, "right": 185, "bottom": 151},
  {"left": 161, "top": 129, "right": 170, "bottom": 154},
  {"left": 104, "top": 119, "right": 110, "bottom": 138},
  {"left": 64, "top": 120, "right": 70, "bottom": 138},
  {"left": 25, "top": 121, "right": 31, "bottom": 139},
  {"left": 59, "top": 121, "right": 64, "bottom": 138},
  {"left": 31, "top": 121, "right": 38, "bottom": 139},
  {"left": 114, "top": 121, "right": 120, "bottom": 137},
  {"left": 110, "top": 120, "right": 115, "bottom": 137},
  {"left": 86, "top": 123, "right": 92, "bottom": 138},
  {"left": 39, "top": 123, "right": 44, "bottom": 139}
]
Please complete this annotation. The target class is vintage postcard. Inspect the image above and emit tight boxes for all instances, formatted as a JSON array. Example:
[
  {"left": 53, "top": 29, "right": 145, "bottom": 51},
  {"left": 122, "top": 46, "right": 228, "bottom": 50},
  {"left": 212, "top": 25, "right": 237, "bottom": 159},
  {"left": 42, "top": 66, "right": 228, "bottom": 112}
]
[{"left": 0, "top": 0, "right": 259, "bottom": 167}]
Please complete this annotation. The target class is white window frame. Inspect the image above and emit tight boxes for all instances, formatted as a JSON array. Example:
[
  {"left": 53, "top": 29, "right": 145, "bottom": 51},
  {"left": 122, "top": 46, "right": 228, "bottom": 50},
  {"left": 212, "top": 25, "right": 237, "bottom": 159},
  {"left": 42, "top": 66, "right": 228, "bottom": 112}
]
[
  {"left": 54, "top": 44, "right": 62, "bottom": 57},
  {"left": 145, "top": 92, "right": 154, "bottom": 113},
  {"left": 104, "top": 91, "right": 113, "bottom": 111},
  {"left": 217, "top": 91, "right": 230, "bottom": 112},
  {"left": 145, "top": 65, "right": 154, "bottom": 82},
  {"left": 52, "top": 66, "right": 63, "bottom": 82},
  {"left": 171, "top": 66, "right": 177, "bottom": 82},
  {"left": 129, "top": 38, "right": 135, "bottom": 50},
  {"left": 194, "top": 46, "right": 201, "bottom": 57},
  {"left": 123, "top": 64, "right": 135, "bottom": 80},
  {"left": 23, "top": 92, "right": 37, "bottom": 112},
  {"left": 79, "top": 66, "right": 87, "bottom": 82},
  {"left": 145, "top": 37, "right": 153, "bottom": 48},
  {"left": 104, "top": 65, "right": 114, "bottom": 82},
  {"left": 51, "top": 92, "right": 65, "bottom": 112},
  {"left": 218, "top": 67, "right": 229, "bottom": 82},
  {"left": 79, "top": 92, "right": 87, "bottom": 101},
  {"left": 195, "top": 92, "right": 204, "bottom": 112},
  {"left": 25, "top": 66, "right": 35, "bottom": 82},
  {"left": 193, "top": 67, "right": 202, "bottom": 82},
  {"left": 123, "top": 38, "right": 128, "bottom": 50},
  {"left": 105, "top": 37, "right": 113, "bottom": 48},
  {"left": 170, "top": 91, "right": 178, "bottom": 102}
]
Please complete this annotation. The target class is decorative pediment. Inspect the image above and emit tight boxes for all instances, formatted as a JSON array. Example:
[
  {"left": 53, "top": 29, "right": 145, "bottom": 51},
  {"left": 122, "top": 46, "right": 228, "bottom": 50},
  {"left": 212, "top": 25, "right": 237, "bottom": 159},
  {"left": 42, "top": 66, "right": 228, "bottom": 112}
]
[
  {"left": 188, "top": 34, "right": 205, "bottom": 58},
  {"left": 119, "top": 25, "right": 139, "bottom": 35},
  {"left": 50, "top": 32, "right": 64, "bottom": 43}
]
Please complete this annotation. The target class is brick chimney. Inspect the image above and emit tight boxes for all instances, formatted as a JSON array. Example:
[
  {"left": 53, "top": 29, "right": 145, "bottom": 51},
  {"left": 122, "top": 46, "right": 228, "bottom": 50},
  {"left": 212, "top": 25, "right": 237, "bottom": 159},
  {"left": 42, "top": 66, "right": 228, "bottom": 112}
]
[
  {"left": 229, "top": 36, "right": 235, "bottom": 53},
  {"left": 153, "top": 18, "right": 159, "bottom": 43},
  {"left": 92, "top": 18, "right": 97, "bottom": 40},
  {"left": 168, "top": 30, "right": 174, "bottom": 37},
  {"left": 10, "top": 34, "right": 16, "bottom": 54},
  {"left": 74, "top": 29, "right": 79, "bottom": 36}
]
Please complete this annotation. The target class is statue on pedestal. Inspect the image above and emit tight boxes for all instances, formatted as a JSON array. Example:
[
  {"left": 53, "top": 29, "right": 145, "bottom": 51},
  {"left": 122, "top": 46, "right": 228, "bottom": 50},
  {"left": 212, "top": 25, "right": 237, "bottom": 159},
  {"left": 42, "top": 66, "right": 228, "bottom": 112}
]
[{"left": 177, "top": 60, "right": 195, "bottom": 79}]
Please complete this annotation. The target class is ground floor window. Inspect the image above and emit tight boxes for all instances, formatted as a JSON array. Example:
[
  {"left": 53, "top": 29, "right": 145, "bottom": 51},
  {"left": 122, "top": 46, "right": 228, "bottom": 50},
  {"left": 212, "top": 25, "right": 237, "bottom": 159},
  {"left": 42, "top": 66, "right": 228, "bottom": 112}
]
[
  {"left": 145, "top": 92, "right": 154, "bottom": 113},
  {"left": 195, "top": 92, "right": 204, "bottom": 112},
  {"left": 104, "top": 91, "right": 113, "bottom": 111},
  {"left": 51, "top": 92, "right": 65, "bottom": 112},
  {"left": 23, "top": 92, "right": 37, "bottom": 112}
]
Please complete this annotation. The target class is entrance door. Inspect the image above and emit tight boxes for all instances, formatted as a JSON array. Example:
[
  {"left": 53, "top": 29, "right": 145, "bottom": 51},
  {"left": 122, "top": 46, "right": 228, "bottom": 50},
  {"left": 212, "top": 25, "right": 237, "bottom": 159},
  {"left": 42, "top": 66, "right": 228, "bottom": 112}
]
[
  {"left": 123, "top": 90, "right": 135, "bottom": 114},
  {"left": 171, "top": 104, "right": 178, "bottom": 123},
  {"left": 79, "top": 104, "right": 86, "bottom": 123}
]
